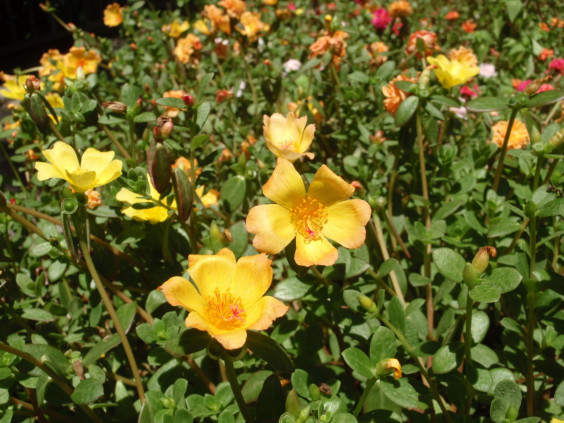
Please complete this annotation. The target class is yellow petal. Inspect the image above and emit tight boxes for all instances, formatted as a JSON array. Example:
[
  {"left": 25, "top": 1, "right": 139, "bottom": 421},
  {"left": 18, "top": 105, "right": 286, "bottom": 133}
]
[
  {"left": 294, "top": 234, "right": 338, "bottom": 267},
  {"left": 43, "top": 142, "right": 79, "bottom": 173},
  {"left": 265, "top": 139, "right": 303, "bottom": 162},
  {"left": 188, "top": 254, "right": 236, "bottom": 298},
  {"left": 299, "top": 123, "right": 315, "bottom": 153},
  {"left": 264, "top": 113, "right": 290, "bottom": 146},
  {"left": 213, "top": 330, "right": 248, "bottom": 350},
  {"left": 116, "top": 187, "right": 142, "bottom": 204},
  {"left": 233, "top": 254, "right": 273, "bottom": 305},
  {"left": 159, "top": 276, "right": 205, "bottom": 314},
  {"left": 308, "top": 165, "right": 354, "bottom": 207},
  {"left": 185, "top": 312, "right": 248, "bottom": 349},
  {"left": 246, "top": 204, "right": 295, "bottom": 254},
  {"left": 66, "top": 169, "right": 97, "bottom": 192},
  {"left": 95, "top": 158, "right": 122, "bottom": 186},
  {"left": 81, "top": 148, "right": 115, "bottom": 173},
  {"left": 246, "top": 296, "right": 289, "bottom": 330},
  {"left": 323, "top": 199, "right": 371, "bottom": 248},
  {"left": 35, "top": 162, "right": 66, "bottom": 182},
  {"left": 262, "top": 158, "right": 306, "bottom": 208}
]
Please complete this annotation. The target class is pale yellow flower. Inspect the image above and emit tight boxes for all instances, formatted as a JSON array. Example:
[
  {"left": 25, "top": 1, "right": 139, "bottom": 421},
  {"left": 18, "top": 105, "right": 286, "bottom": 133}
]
[
  {"left": 116, "top": 176, "right": 176, "bottom": 223},
  {"left": 263, "top": 112, "right": 315, "bottom": 162},
  {"left": 427, "top": 55, "right": 480, "bottom": 89},
  {"left": 237, "top": 11, "right": 269, "bottom": 41},
  {"left": 196, "top": 186, "right": 220, "bottom": 208},
  {"left": 162, "top": 19, "right": 190, "bottom": 38}
]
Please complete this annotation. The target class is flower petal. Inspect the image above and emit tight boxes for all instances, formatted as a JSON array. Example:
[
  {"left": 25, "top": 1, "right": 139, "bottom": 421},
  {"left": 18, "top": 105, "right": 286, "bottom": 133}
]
[
  {"left": 262, "top": 158, "right": 306, "bottom": 208},
  {"left": 264, "top": 113, "right": 290, "bottom": 146},
  {"left": 81, "top": 148, "right": 115, "bottom": 172},
  {"left": 213, "top": 330, "right": 248, "bottom": 350},
  {"left": 43, "top": 142, "right": 79, "bottom": 174},
  {"left": 188, "top": 253, "right": 236, "bottom": 298},
  {"left": 66, "top": 169, "right": 97, "bottom": 192},
  {"left": 294, "top": 234, "right": 338, "bottom": 267},
  {"left": 308, "top": 165, "right": 355, "bottom": 207},
  {"left": 233, "top": 254, "right": 273, "bottom": 305},
  {"left": 246, "top": 296, "right": 289, "bottom": 331},
  {"left": 246, "top": 204, "right": 295, "bottom": 254},
  {"left": 299, "top": 123, "right": 315, "bottom": 153},
  {"left": 185, "top": 312, "right": 248, "bottom": 349},
  {"left": 323, "top": 199, "right": 372, "bottom": 248},
  {"left": 35, "top": 162, "right": 66, "bottom": 182},
  {"left": 159, "top": 276, "right": 205, "bottom": 314},
  {"left": 95, "top": 159, "right": 122, "bottom": 186},
  {"left": 116, "top": 187, "right": 142, "bottom": 204}
]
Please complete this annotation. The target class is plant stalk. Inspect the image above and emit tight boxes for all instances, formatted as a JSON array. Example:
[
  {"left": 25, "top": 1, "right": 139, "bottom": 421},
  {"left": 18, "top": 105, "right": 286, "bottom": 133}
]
[
  {"left": 492, "top": 108, "right": 518, "bottom": 193},
  {"left": 353, "top": 377, "right": 376, "bottom": 417},
  {"left": 224, "top": 358, "right": 253, "bottom": 422}
]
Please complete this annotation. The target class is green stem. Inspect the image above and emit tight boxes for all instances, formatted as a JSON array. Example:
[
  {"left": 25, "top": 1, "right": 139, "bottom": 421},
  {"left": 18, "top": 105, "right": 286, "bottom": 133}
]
[
  {"left": 311, "top": 265, "right": 330, "bottom": 287},
  {"left": 353, "top": 377, "right": 376, "bottom": 417},
  {"left": 0, "top": 342, "right": 103, "bottom": 423},
  {"left": 0, "top": 141, "right": 28, "bottom": 194},
  {"left": 224, "top": 359, "right": 253, "bottom": 422},
  {"left": 101, "top": 125, "right": 131, "bottom": 159},
  {"left": 526, "top": 211, "right": 537, "bottom": 416},
  {"left": 492, "top": 108, "right": 518, "bottom": 193},
  {"left": 76, "top": 217, "right": 145, "bottom": 402},
  {"left": 542, "top": 100, "right": 562, "bottom": 127},
  {"left": 48, "top": 120, "right": 66, "bottom": 143},
  {"left": 464, "top": 291, "right": 474, "bottom": 414}
]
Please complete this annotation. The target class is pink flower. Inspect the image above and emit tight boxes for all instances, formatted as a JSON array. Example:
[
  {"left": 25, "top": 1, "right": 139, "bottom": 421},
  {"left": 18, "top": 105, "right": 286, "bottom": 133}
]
[
  {"left": 372, "top": 8, "right": 391, "bottom": 30},
  {"left": 460, "top": 86, "right": 478, "bottom": 98},
  {"left": 537, "top": 83, "right": 554, "bottom": 93},
  {"left": 288, "top": 2, "right": 296, "bottom": 11},
  {"left": 392, "top": 19, "right": 403, "bottom": 35},
  {"left": 549, "top": 58, "right": 564, "bottom": 75},
  {"left": 516, "top": 80, "right": 532, "bottom": 92}
]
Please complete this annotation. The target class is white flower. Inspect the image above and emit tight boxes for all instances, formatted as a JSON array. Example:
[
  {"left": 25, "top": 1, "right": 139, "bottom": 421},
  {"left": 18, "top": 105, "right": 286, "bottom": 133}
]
[
  {"left": 258, "top": 37, "right": 265, "bottom": 52},
  {"left": 449, "top": 106, "right": 468, "bottom": 119},
  {"left": 236, "top": 81, "right": 246, "bottom": 98},
  {"left": 283, "top": 59, "right": 302, "bottom": 74},
  {"left": 479, "top": 63, "right": 497, "bottom": 79}
]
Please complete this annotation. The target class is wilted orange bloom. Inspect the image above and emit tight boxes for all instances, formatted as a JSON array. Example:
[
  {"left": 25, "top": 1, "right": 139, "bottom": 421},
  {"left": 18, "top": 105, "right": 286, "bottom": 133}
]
[
  {"left": 85, "top": 189, "right": 102, "bottom": 209},
  {"left": 215, "top": 38, "right": 229, "bottom": 59},
  {"left": 276, "top": 8, "right": 292, "bottom": 20},
  {"left": 550, "top": 17, "right": 564, "bottom": 28},
  {"left": 448, "top": 46, "right": 478, "bottom": 68},
  {"left": 382, "top": 74, "right": 416, "bottom": 116},
  {"left": 461, "top": 19, "right": 476, "bottom": 33},
  {"left": 218, "top": 148, "right": 234, "bottom": 164},
  {"left": 366, "top": 41, "right": 389, "bottom": 67},
  {"left": 195, "top": 5, "right": 231, "bottom": 36},
  {"left": 370, "top": 130, "right": 386, "bottom": 144},
  {"left": 237, "top": 11, "right": 270, "bottom": 41},
  {"left": 539, "top": 48, "right": 554, "bottom": 62},
  {"left": 444, "top": 10, "right": 459, "bottom": 20},
  {"left": 309, "top": 30, "right": 349, "bottom": 69},
  {"left": 162, "top": 19, "right": 190, "bottom": 38},
  {"left": 404, "top": 30, "right": 439, "bottom": 58},
  {"left": 172, "top": 157, "right": 202, "bottom": 181},
  {"left": 162, "top": 90, "right": 189, "bottom": 118},
  {"left": 388, "top": 0, "right": 413, "bottom": 18},
  {"left": 39, "top": 49, "right": 63, "bottom": 77},
  {"left": 539, "top": 22, "right": 549, "bottom": 32},
  {"left": 174, "top": 34, "right": 203, "bottom": 64},
  {"left": 219, "top": 0, "right": 246, "bottom": 18},
  {"left": 240, "top": 134, "right": 258, "bottom": 158},
  {"left": 25, "top": 149, "right": 40, "bottom": 161},
  {"left": 103, "top": 3, "right": 123, "bottom": 27},
  {"left": 491, "top": 119, "right": 530, "bottom": 150},
  {"left": 216, "top": 89, "right": 233, "bottom": 103}
]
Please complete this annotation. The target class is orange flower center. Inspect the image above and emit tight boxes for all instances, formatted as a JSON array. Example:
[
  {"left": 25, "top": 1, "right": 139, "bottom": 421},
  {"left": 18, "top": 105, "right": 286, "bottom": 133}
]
[
  {"left": 290, "top": 196, "right": 328, "bottom": 243},
  {"left": 206, "top": 288, "right": 246, "bottom": 329}
]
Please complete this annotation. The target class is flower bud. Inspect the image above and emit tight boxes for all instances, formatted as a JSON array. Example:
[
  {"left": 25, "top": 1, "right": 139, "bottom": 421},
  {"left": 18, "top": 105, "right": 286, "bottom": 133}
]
[
  {"left": 153, "top": 116, "right": 174, "bottom": 141},
  {"left": 160, "top": 397, "right": 175, "bottom": 409},
  {"left": 25, "top": 93, "right": 50, "bottom": 133},
  {"left": 296, "top": 405, "right": 311, "bottom": 423},
  {"left": 530, "top": 125, "right": 541, "bottom": 145},
  {"left": 462, "top": 263, "right": 481, "bottom": 288},
  {"left": 470, "top": 246, "right": 496, "bottom": 274},
  {"left": 358, "top": 295, "right": 378, "bottom": 313},
  {"left": 102, "top": 101, "right": 128, "bottom": 114},
  {"left": 172, "top": 167, "right": 192, "bottom": 222},
  {"left": 147, "top": 140, "right": 172, "bottom": 194},
  {"left": 375, "top": 358, "right": 402, "bottom": 380},
  {"left": 25, "top": 76, "right": 42, "bottom": 93},
  {"left": 547, "top": 127, "right": 564, "bottom": 153},
  {"left": 182, "top": 94, "right": 195, "bottom": 107}
]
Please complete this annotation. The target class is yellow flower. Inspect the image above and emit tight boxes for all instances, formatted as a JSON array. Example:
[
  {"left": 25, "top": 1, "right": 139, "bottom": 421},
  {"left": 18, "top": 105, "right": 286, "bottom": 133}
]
[
  {"left": 550, "top": 418, "right": 564, "bottom": 423},
  {"left": 39, "top": 49, "right": 63, "bottom": 77},
  {"left": 491, "top": 119, "right": 530, "bottom": 150},
  {"left": 62, "top": 47, "right": 102, "bottom": 79},
  {"left": 448, "top": 46, "right": 478, "bottom": 68},
  {"left": 427, "top": 55, "right": 479, "bottom": 89},
  {"left": 218, "top": 0, "right": 246, "bottom": 18},
  {"left": 45, "top": 93, "right": 64, "bottom": 109},
  {"left": 246, "top": 159, "right": 371, "bottom": 267},
  {"left": 103, "top": 3, "right": 124, "bottom": 27},
  {"left": 116, "top": 176, "right": 175, "bottom": 223},
  {"left": 162, "top": 19, "right": 190, "bottom": 38},
  {"left": 0, "top": 75, "right": 30, "bottom": 101},
  {"left": 237, "top": 11, "right": 270, "bottom": 41},
  {"left": 196, "top": 186, "right": 220, "bottom": 208},
  {"left": 263, "top": 112, "right": 315, "bottom": 162},
  {"left": 388, "top": 0, "right": 413, "bottom": 18},
  {"left": 263, "top": 0, "right": 278, "bottom": 5},
  {"left": 174, "top": 34, "right": 203, "bottom": 64},
  {"left": 159, "top": 248, "right": 289, "bottom": 349},
  {"left": 35, "top": 142, "right": 122, "bottom": 193}
]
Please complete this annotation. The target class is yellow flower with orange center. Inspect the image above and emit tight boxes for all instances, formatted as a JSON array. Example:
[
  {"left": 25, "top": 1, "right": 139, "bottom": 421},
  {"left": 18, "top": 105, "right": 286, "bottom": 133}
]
[
  {"left": 448, "top": 46, "right": 478, "bottom": 68},
  {"left": 246, "top": 159, "right": 371, "bottom": 267},
  {"left": 263, "top": 112, "right": 315, "bottom": 162},
  {"left": 103, "top": 3, "right": 124, "bottom": 27},
  {"left": 427, "top": 55, "right": 480, "bottom": 89},
  {"left": 62, "top": 47, "right": 102, "bottom": 79},
  {"left": 237, "top": 11, "right": 270, "bottom": 41},
  {"left": 218, "top": 0, "right": 247, "bottom": 18},
  {"left": 35, "top": 142, "right": 122, "bottom": 193},
  {"left": 162, "top": 19, "right": 190, "bottom": 38},
  {"left": 116, "top": 176, "right": 176, "bottom": 223},
  {"left": 159, "top": 248, "right": 288, "bottom": 350},
  {"left": 491, "top": 119, "right": 530, "bottom": 150},
  {"left": 174, "top": 34, "right": 203, "bottom": 64},
  {"left": 388, "top": 0, "right": 413, "bottom": 18},
  {"left": 382, "top": 74, "right": 416, "bottom": 116}
]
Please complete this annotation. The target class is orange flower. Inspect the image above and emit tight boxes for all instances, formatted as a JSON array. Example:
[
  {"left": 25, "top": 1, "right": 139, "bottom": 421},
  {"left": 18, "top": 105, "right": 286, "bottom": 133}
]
[
  {"left": 539, "top": 48, "right": 554, "bottom": 62},
  {"left": 539, "top": 22, "right": 549, "bottom": 32},
  {"left": 366, "top": 41, "right": 389, "bottom": 67},
  {"left": 161, "top": 90, "right": 189, "bottom": 118},
  {"left": 196, "top": 5, "right": 231, "bottom": 36},
  {"left": 246, "top": 159, "right": 371, "bottom": 267},
  {"left": 159, "top": 249, "right": 288, "bottom": 350},
  {"left": 387, "top": 0, "right": 413, "bottom": 18},
  {"left": 382, "top": 74, "right": 416, "bottom": 116},
  {"left": 39, "top": 49, "right": 63, "bottom": 77},
  {"left": 174, "top": 34, "right": 203, "bottom": 64},
  {"left": 103, "top": 3, "right": 124, "bottom": 27},
  {"left": 404, "top": 30, "right": 439, "bottom": 58},
  {"left": 219, "top": 0, "right": 247, "bottom": 18},
  {"left": 62, "top": 47, "right": 102, "bottom": 78},
  {"left": 550, "top": 17, "right": 564, "bottom": 28},
  {"left": 461, "top": 19, "right": 476, "bottom": 33},
  {"left": 448, "top": 46, "right": 478, "bottom": 68},
  {"left": 237, "top": 11, "right": 270, "bottom": 41},
  {"left": 172, "top": 157, "right": 202, "bottom": 181},
  {"left": 309, "top": 30, "right": 349, "bottom": 69},
  {"left": 444, "top": 10, "right": 459, "bottom": 20},
  {"left": 491, "top": 119, "right": 530, "bottom": 150}
]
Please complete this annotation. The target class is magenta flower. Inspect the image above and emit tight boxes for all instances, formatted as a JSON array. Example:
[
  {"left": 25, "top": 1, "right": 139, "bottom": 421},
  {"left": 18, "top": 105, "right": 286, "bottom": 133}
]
[
  {"left": 549, "top": 58, "right": 564, "bottom": 75},
  {"left": 372, "top": 8, "right": 391, "bottom": 30}
]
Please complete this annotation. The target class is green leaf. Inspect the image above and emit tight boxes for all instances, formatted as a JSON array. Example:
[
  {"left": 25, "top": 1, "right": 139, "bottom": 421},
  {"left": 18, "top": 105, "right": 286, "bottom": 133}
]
[
  {"left": 190, "top": 134, "right": 209, "bottom": 153},
  {"left": 196, "top": 102, "right": 211, "bottom": 129},
  {"left": 146, "top": 290, "right": 166, "bottom": 314},
  {"left": 471, "top": 311, "right": 490, "bottom": 343},
  {"left": 554, "top": 380, "right": 564, "bottom": 406},
  {"left": 157, "top": 98, "right": 187, "bottom": 109},
  {"left": 538, "top": 197, "right": 564, "bottom": 217},
  {"left": 220, "top": 176, "right": 246, "bottom": 212},
  {"left": 48, "top": 260, "right": 67, "bottom": 282},
  {"left": 432, "top": 342, "right": 464, "bottom": 374},
  {"left": 121, "top": 83, "right": 142, "bottom": 107},
  {"left": 490, "top": 379, "right": 521, "bottom": 423},
  {"left": 381, "top": 378, "right": 419, "bottom": 409},
  {"left": 134, "top": 112, "right": 156, "bottom": 123},
  {"left": 197, "top": 72, "right": 215, "bottom": 100},
  {"left": 82, "top": 334, "right": 121, "bottom": 366},
  {"left": 291, "top": 369, "right": 311, "bottom": 399},
  {"left": 71, "top": 378, "right": 104, "bottom": 404},
  {"left": 256, "top": 374, "right": 285, "bottom": 419},
  {"left": 331, "top": 413, "right": 357, "bottom": 423},
  {"left": 342, "top": 348, "right": 375, "bottom": 378},
  {"left": 165, "top": 329, "right": 211, "bottom": 357},
  {"left": 242, "top": 370, "right": 272, "bottom": 403},
  {"left": 29, "top": 242, "right": 52, "bottom": 257},
  {"left": 483, "top": 267, "right": 522, "bottom": 294},
  {"left": 22, "top": 308, "right": 55, "bottom": 322},
  {"left": 387, "top": 296, "right": 405, "bottom": 333},
  {"left": 23, "top": 344, "right": 69, "bottom": 375},
  {"left": 527, "top": 90, "right": 564, "bottom": 108},
  {"left": 273, "top": 277, "right": 312, "bottom": 301},
  {"left": 466, "top": 97, "right": 508, "bottom": 112},
  {"left": 245, "top": 331, "right": 294, "bottom": 373},
  {"left": 513, "top": 419, "right": 540, "bottom": 423},
  {"left": 394, "top": 96, "right": 419, "bottom": 127},
  {"left": 469, "top": 284, "right": 501, "bottom": 303},
  {"left": 432, "top": 248, "right": 465, "bottom": 282},
  {"left": 369, "top": 327, "right": 396, "bottom": 362},
  {"left": 116, "top": 301, "right": 137, "bottom": 334},
  {"left": 505, "top": 0, "right": 523, "bottom": 22},
  {"left": 348, "top": 72, "right": 369, "bottom": 84}
]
